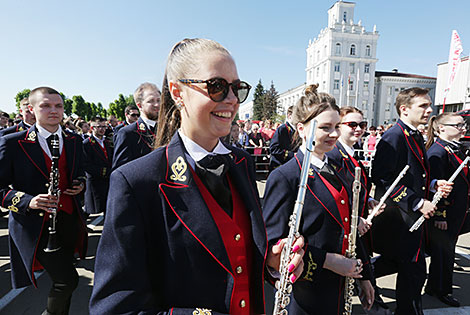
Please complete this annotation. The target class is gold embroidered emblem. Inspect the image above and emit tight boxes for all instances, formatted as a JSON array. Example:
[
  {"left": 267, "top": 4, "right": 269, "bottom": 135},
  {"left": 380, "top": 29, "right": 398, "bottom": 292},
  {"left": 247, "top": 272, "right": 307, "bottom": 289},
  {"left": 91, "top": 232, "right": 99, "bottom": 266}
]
[
  {"left": 193, "top": 308, "right": 212, "bottom": 315},
  {"left": 404, "top": 129, "right": 410, "bottom": 137},
  {"left": 435, "top": 210, "right": 447, "bottom": 218},
  {"left": 303, "top": 251, "right": 317, "bottom": 281},
  {"left": 339, "top": 149, "right": 349, "bottom": 159},
  {"left": 90, "top": 137, "right": 95, "bottom": 143},
  {"left": 19, "top": 127, "right": 24, "bottom": 131},
  {"left": 27, "top": 131, "right": 37, "bottom": 141},
  {"left": 308, "top": 168, "right": 314, "bottom": 176},
  {"left": 392, "top": 187, "right": 407, "bottom": 203},
  {"left": 170, "top": 156, "right": 187, "bottom": 182},
  {"left": 8, "top": 205, "right": 18, "bottom": 212},
  {"left": 11, "top": 191, "right": 25, "bottom": 207},
  {"left": 139, "top": 123, "right": 146, "bottom": 131}
]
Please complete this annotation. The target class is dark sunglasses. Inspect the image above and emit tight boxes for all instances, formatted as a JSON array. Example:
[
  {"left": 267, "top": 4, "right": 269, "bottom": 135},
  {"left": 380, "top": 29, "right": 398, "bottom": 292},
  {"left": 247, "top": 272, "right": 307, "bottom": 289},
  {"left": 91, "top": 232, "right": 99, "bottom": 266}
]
[
  {"left": 179, "top": 78, "right": 251, "bottom": 103},
  {"left": 130, "top": 113, "right": 140, "bottom": 118},
  {"left": 442, "top": 123, "right": 467, "bottom": 129},
  {"left": 342, "top": 121, "right": 368, "bottom": 129}
]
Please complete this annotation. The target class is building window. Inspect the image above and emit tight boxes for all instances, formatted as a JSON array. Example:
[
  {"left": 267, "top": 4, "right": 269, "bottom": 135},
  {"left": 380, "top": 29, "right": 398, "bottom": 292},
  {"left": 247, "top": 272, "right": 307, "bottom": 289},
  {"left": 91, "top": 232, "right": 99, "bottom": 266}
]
[
  {"left": 324, "top": 45, "right": 327, "bottom": 57},
  {"left": 316, "top": 67, "right": 320, "bottom": 77},
  {"left": 343, "top": 11, "right": 347, "bottom": 22},
  {"left": 362, "top": 100, "right": 367, "bottom": 110},
  {"left": 335, "top": 43, "right": 341, "bottom": 55},
  {"left": 350, "top": 44, "right": 356, "bottom": 55},
  {"left": 388, "top": 87, "right": 393, "bottom": 95},
  {"left": 364, "top": 64, "right": 370, "bottom": 73},
  {"left": 349, "top": 63, "right": 355, "bottom": 74},
  {"left": 317, "top": 50, "right": 320, "bottom": 61},
  {"left": 365, "top": 45, "right": 371, "bottom": 56},
  {"left": 334, "top": 80, "right": 340, "bottom": 90},
  {"left": 349, "top": 79, "right": 354, "bottom": 91},
  {"left": 363, "top": 81, "right": 369, "bottom": 91},
  {"left": 334, "top": 62, "right": 340, "bottom": 72},
  {"left": 385, "top": 103, "right": 391, "bottom": 111},
  {"left": 323, "top": 63, "right": 326, "bottom": 74}
]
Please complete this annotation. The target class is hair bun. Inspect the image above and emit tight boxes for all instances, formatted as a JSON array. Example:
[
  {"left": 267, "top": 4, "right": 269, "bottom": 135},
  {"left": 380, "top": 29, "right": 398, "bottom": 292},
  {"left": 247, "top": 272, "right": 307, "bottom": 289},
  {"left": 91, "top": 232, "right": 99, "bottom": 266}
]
[{"left": 305, "top": 84, "right": 319, "bottom": 96}]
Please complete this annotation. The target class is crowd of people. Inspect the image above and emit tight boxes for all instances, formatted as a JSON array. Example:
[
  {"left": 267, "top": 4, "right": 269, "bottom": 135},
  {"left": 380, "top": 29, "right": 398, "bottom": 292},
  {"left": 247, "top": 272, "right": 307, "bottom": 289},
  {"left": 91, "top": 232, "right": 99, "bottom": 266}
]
[{"left": 0, "top": 37, "right": 468, "bottom": 315}]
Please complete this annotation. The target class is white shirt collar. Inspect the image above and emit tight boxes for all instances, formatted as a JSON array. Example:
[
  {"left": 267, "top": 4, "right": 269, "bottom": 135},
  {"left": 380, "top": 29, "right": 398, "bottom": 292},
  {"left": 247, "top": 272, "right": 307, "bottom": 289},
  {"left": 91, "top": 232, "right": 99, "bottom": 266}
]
[
  {"left": 401, "top": 120, "right": 417, "bottom": 131},
  {"left": 178, "top": 130, "right": 231, "bottom": 166},
  {"left": 93, "top": 135, "right": 105, "bottom": 147},
  {"left": 339, "top": 139, "right": 355, "bottom": 157},
  {"left": 140, "top": 116, "right": 156, "bottom": 128},
  {"left": 36, "top": 124, "right": 63, "bottom": 139},
  {"left": 299, "top": 146, "right": 328, "bottom": 169}
]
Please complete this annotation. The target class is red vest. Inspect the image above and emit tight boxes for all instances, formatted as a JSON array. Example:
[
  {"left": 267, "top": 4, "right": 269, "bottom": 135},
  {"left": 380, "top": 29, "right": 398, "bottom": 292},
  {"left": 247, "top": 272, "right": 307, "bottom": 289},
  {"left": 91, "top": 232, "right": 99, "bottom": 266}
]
[
  {"left": 318, "top": 175, "right": 350, "bottom": 254},
  {"left": 42, "top": 148, "right": 74, "bottom": 215},
  {"left": 191, "top": 168, "right": 254, "bottom": 315}
]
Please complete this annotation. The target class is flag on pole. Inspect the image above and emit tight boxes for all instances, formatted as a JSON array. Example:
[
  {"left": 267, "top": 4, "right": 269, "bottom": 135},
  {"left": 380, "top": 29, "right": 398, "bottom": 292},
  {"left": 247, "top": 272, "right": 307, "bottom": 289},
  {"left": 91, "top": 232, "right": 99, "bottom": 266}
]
[{"left": 442, "top": 30, "right": 463, "bottom": 112}]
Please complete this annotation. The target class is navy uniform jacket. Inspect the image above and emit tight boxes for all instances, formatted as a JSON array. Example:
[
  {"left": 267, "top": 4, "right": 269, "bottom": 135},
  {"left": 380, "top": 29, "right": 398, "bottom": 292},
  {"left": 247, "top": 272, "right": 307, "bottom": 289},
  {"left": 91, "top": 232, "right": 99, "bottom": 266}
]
[
  {"left": 427, "top": 138, "right": 470, "bottom": 239},
  {"left": 0, "top": 125, "right": 87, "bottom": 288},
  {"left": 327, "top": 141, "right": 370, "bottom": 218},
  {"left": 113, "top": 121, "right": 127, "bottom": 135},
  {"left": 0, "top": 121, "right": 30, "bottom": 137},
  {"left": 83, "top": 136, "right": 113, "bottom": 214},
  {"left": 371, "top": 119, "right": 430, "bottom": 262},
  {"left": 112, "top": 117, "right": 155, "bottom": 170},
  {"left": 90, "top": 133, "right": 267, "bottom": 315},
  {"left": 269, "top": 122, "right": 295, "bottom": 169},
  {"left": 263, "top": 150, "right": 372, "bottom": 314}
]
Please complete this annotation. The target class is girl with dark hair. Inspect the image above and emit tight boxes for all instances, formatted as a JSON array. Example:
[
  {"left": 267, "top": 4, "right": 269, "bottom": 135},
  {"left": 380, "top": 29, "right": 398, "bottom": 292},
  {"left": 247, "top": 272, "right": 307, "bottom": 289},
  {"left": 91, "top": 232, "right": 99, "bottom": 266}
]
[
  {"left": 90, "top": 38, "right": 304, "bottom": 314},
  {"left": 424, "top": 113, "right": 468, "bottom": 307},
  {"left": 263, "top": 85, "right": 374, "bottom": 314}
]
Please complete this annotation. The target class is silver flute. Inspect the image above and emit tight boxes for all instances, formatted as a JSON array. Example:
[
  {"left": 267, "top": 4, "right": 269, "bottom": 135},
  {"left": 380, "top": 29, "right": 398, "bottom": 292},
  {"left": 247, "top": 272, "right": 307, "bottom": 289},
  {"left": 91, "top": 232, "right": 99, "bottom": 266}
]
[
  {"left": 410, "top": 156, "right": 470, "bottom": 232},
  {"left": 366, "top": 165, "right": 410, "bottom": 224},
  {"left": 343, "top": 167, "right": 362, "bottom": 315},
  {"left": 272, "top": 120, "right": 317, "bottom": 315}
]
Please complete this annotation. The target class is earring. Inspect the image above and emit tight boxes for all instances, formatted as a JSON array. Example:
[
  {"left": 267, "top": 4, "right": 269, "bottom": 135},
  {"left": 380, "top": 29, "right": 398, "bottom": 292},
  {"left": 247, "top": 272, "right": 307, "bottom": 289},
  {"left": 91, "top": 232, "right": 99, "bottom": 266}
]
[{"left": 176, "top": 99, "right": 184, "bottom": 110}]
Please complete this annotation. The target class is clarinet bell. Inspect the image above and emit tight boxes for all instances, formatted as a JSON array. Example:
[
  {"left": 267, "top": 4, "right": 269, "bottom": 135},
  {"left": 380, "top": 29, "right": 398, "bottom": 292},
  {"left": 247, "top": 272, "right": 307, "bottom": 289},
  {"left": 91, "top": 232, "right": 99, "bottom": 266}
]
[{"left": 43, "top": 230, "right": 61, "bottom": 253}]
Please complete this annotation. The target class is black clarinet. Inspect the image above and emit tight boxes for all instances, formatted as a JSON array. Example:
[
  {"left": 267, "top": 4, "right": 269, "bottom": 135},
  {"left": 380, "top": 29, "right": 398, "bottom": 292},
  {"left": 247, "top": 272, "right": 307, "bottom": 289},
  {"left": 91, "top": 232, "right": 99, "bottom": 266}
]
[{"left": 44, "top": 135, "right": 61, "bottom": 253}]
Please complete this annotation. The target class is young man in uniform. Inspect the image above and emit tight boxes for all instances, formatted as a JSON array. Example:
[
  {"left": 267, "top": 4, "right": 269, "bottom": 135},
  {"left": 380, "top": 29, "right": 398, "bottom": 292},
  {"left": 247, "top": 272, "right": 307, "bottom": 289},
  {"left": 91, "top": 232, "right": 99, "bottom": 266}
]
[
  {"left": 269, "top": 105, "right": 296, "bottom": 170},
  {"left": 0, "top": 98, "right": 36, "bottom": 137},
  {"left": 112, "top": 82, "right": 161, "bottom": 170},
  {"left": 83, "top": 117, "right": 113, "bottom": 215},
  {"left": 0, "top": 87, "right": 87, "bottom": 315},
  {"left": 113, "top": 105, "right": 139, "bottom": 135},
  {"left": 371, "top": 87, "right": 452, "bottom": 315}
]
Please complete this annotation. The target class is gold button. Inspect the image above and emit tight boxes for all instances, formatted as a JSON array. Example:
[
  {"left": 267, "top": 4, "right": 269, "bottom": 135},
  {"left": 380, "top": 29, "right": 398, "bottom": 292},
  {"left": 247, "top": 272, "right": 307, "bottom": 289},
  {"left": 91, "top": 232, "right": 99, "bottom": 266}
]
[
  {"left": 422, "top": 187, "right": 426, "bottom": 191},
  {"left": 59, "top": 204, "right": 63, "bottom": 207},
  {"left": 340, "top": 200, "right": 345, "bottom": 205},
  {"left": 240, "top": 300, "right": 246, "bottom": 308},
  {"left": 344, "top": 217, "right": 348, "bottom": 222},
  {"left": 236, "top": 266, "right": 243, "bottom": 274},
  {"left": 234, "top": 234, "right": 241, "bottom": 241},
  {"left": 422, "top": 174, "right": 426, "bottom": 178},
  {"left": 39, "top": 212, "right": 44, "bottom": 217}
]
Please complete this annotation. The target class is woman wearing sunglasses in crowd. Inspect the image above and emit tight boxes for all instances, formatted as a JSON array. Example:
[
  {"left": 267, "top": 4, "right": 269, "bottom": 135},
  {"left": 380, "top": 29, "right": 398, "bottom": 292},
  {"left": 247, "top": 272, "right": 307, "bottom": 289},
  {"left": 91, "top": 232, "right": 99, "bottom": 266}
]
[
  {"left": 263, "top": 85, "right": 374, "bottom": 314},
  {"left": 424, "top": 113, "right": 469, "bottom": 308},
  {"left": 90, "top": 38, "right": 304, "bottom": 315}
]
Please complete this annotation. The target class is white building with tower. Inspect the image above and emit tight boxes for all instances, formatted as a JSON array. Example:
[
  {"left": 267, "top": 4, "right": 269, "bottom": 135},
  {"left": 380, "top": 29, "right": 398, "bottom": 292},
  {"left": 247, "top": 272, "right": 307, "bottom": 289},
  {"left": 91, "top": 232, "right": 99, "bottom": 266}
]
[{"left": 278, "top": 1, "right": 379, "bottom": 121}]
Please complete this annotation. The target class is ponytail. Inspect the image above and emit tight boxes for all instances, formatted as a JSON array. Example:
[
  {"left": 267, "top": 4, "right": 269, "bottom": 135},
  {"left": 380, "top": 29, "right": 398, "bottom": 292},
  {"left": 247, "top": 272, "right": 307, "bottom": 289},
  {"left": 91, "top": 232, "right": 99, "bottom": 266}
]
[
  {"left": 425, "top": 116, "right": 437, "bottom": 150},
  {"left": 154, "top": 74, "right": 181, "bottom": 148}
]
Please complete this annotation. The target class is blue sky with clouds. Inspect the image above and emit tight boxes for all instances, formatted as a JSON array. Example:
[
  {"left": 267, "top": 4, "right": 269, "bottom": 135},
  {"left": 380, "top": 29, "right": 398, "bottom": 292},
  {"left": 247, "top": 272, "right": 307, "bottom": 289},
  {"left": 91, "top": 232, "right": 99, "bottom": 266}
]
[{"left": 1, "top": 0, "right": 469, "bottom": 114}]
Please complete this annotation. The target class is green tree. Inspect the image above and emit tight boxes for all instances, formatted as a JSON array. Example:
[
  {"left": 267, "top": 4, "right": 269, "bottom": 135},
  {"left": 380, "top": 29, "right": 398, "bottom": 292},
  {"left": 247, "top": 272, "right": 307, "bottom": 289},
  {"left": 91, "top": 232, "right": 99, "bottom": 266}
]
[
  {"left": 108, "top": 94, "right": 135, "bottom": 121},
  {"left": 71, "top": 95, "right": 88, "bottom": 119},
  {"left": 96, "top": 102, "right": 107, "bottom": 118},
  {"left": 252, "top": 80, "right": 265, "bottom": 120},
  {"left": 64, "top": 98, "right": 73, "bottom": 116},
  {"left": 15, "top": 89, "right": 31, "bottom": 111},
  {"left": 264, "top": 81, "right": 279, "bottom": 121}
]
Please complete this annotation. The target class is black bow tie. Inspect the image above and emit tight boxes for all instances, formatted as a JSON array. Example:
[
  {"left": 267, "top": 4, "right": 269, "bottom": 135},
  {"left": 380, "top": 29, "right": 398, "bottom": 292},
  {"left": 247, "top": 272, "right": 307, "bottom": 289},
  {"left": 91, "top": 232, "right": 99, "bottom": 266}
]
[
  {"left": 319, "top": 163, "right": 343, "bottom": 192},
  {"left": 195, "top": 154, "right": 232, "bottom": 217}
]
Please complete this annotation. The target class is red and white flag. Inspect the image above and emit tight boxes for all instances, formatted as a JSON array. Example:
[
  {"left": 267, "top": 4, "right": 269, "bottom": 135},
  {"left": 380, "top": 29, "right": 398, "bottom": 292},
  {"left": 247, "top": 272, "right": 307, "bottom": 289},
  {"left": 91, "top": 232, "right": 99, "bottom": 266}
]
[{"left": 443, "top": 30, "right": 463, "bottom": 110}]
